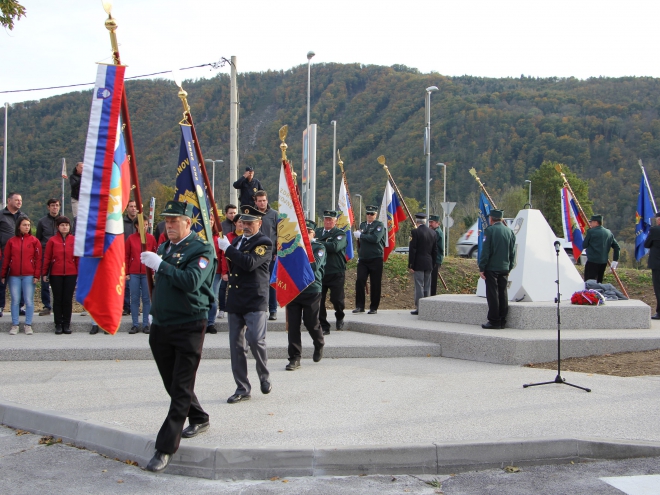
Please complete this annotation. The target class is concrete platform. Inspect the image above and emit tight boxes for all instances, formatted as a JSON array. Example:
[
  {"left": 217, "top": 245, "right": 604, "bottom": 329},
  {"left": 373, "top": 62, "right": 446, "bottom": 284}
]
[{"left": 419, "top": 294, "right": 651, "bottom": 330}]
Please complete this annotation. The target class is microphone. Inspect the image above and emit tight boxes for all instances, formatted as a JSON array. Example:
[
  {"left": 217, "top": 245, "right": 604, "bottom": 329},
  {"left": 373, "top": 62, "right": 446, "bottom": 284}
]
[{"left": 554, "top": 240, "right": 561, "bottom": 253}]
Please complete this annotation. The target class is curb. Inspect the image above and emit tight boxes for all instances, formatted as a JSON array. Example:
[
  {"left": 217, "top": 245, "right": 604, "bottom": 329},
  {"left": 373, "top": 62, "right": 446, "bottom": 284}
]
[{"left": 2, "top": 398, "right": 659, "bottom": 479}]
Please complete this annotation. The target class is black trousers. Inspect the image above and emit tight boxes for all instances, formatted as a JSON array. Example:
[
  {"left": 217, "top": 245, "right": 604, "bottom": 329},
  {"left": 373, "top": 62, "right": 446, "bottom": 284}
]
[
  {"left": 355, "top": 257, "right": 383, "bottom": 311},
  {"left": 286, "top": 292, "right": 325, "bottom": 361},
  {"left": 584, "top": 261, "right": 607, "bottom": 283},
  {"left": 149, "top": 318, "right": 209, "bottom": 455},
  {"left": 320, "top": 272, "right": 345, "bottom": 331},
  {"left": 484, "top": 270, "right": 509, "bottom": 325},
  {"left": 430, "top": 263, "right": 439, "bottom": 296},
  {"left": 652, "top": 269, "right": 660, "bottom": 314},
  {"left": 50, "top": 275, "right": 76, "bottom": 326}
]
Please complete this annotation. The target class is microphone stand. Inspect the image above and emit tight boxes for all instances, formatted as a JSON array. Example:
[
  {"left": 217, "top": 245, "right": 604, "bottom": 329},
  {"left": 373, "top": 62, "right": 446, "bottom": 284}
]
[{"left": 523, "top": 241, "right": 591, "bottom": 392}]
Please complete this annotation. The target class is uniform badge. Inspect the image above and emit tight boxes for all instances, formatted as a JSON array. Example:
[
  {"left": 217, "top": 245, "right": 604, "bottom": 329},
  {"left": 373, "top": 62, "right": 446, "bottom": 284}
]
[
  {"left": 336, "top": 235, "right": 343, "bottom": 240},
  {"left": 253, "top": 187, "right": 257, "bottom": 192},
  {"left": 244, "top": 208, "right": 250, "bottom": 213},
  {"left": 198, "top": 257, "right": 209, "bottom": 269},
  {"left": 377, "top": 226, "right": 382, "bottom": 231},
  {"left": 317, "top": 249, "right": 324, "bottom": 257},
  {"left": 255, "top": 245, "right": 267, "bottom": 256}
]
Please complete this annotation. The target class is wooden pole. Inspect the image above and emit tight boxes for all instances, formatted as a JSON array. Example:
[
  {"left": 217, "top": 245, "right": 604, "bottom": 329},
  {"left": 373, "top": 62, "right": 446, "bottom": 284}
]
[
  {"left": 378, "top": 156, "right": 417, "bottom": 229},
  {"left": 468, "top": 168, "right": 498, "bottom": 209}
]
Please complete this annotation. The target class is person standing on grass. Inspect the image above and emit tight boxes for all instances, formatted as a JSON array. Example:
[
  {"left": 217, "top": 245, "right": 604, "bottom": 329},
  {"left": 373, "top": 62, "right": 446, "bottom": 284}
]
[
  {"left": 1, "top": 216, "right": 41, "bottom": 335},
  {"left": 644, "top": 212, "right": 660, "bottom": 320}
]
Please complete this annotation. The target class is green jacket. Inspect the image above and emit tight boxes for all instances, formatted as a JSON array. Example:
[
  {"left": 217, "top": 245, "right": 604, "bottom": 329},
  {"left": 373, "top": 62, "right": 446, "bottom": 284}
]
[
  {"left": 314, "top": 226, "right": 347, "bottom": 275},
  {"left": 434, "top": 226, "right": 444, "bottom": 265},
  {"left": 478, "top": 221, "right": 516, "bottom": 272},
  {"left": 151, "top": 232, "right": 217, "bottom": 326},
  {"left": 583, "top": 225, "right": 620, "bottom": 264},
  {"left": 358, "top": 220, "right": 386, "bottom": 259},
  {"left": 303, "top": 240, "right": 327, "bottom": 294}
]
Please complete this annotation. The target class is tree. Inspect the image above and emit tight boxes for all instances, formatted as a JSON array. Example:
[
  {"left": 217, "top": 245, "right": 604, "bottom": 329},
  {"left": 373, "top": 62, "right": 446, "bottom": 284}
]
[
  {"left": 1, "top": 0, "right": 26, "bottom": 30},
  {"left": 528, "top": 161, "right": 592, "bottom": 236}
]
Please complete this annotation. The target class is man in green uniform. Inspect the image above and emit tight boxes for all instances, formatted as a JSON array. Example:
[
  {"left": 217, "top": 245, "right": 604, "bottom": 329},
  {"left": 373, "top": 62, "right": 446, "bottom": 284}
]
[
  {"left": 428, "top": 214, "right": 445, "bottom": 296},
  {"left": 315, "top": 210, "right": 347, "bottom": 334},
  {"left": 478, "top": 209, "right": 516, "bottom": 330},
  {"left": 583, "top": 214, "right": 620, "bottom": 283},
  {"left": 139, "top": 201, "right": 217, "bottom": 473},
  {"left": 285, "top": 220, "right": 326, "bottom": 370},
  {"left": 353, "top": 205, "right": 386, "bottom": 314}
]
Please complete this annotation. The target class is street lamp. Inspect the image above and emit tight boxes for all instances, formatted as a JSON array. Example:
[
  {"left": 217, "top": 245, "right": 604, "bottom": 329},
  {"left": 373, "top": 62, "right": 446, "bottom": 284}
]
[
  {"left": 305, "top": 50, "right": 315, "bottom": 216},
  {"left": 354, "top": 194, "right": 362, "bottom": 226},
  {"left": 437, "top": 163, "right": 446, "bottom": 254},
  {"left": 525, "top": 180, "right": 532, "bottom": 208},
  {"left": 425, "top": 86, "right": 439, "bottom": 216},
  {"left": 204, "top": 158, "right": 223, "bottom": 207},
  {"left": 331, "top": 120, "right": 337, "bottom": 210}
]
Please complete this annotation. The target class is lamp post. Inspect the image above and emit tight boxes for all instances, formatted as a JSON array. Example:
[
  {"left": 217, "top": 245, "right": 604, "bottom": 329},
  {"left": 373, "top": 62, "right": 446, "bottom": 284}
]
[
  {"left": 331, "top": 120, "right": 337, "bottom": 209},
  {"left": 306, "top": 50, "right": 315, "bottom": 216},
  {"left": 437, "top": 163, "right": 447, "bottom": 256},
  {"left": 205, "top": 159, "right": 223, "bottom": 208},
  {"left": 355, "top": 194, "right": 362, "bottom": 226},
  {"left": 525, "top": 179, "right": 532, "bottom": 208},
  {"left": 425, "top": 86, "right": 439, "bottom": 216}
]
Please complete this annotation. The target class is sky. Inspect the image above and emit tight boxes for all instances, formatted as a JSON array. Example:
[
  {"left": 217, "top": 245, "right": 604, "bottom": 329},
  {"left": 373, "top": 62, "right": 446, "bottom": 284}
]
[{"left": 1, "top": 0, "right": 659, "bottom": 105}]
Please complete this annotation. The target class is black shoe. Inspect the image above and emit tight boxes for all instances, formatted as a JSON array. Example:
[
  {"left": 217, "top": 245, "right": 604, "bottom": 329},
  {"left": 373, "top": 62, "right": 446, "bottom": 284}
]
[
  {"left": 205, "top": 324, "right": 217, "bottom": 334},
  {"left": 285, "top": 360, "right": 300, "bottom": 371},
  {"left": 313, "top": 345, "right": 324, "bottom": 363},
  {"left": 367, "top": 309, "right": 377, "bottom": 315},
  {"left": 352, "top": 308, "right": 364, "bottom": 314},
  {"left": 481, "top": 322, "right": 501, "bottom": 329},
  {"left": 129, "top": 326, "right": 139, "bottom": 334},
  {"left": 227, "top": 393, "right": 251, "bottom": 404},
  {"left": 122, "top": 309, "right": 130, "bottom": 316},
  {"left": 143, "top": 325, "right": 150, "bottom": 334},
  {"left": 269, "top": 312, "right": 277, "bottom": 321},
  {"left": 501, "top": 320, "right": 507, "bottom": 329},
  {"left": 39, "top": 308, "right": 51, "bottom": 316},
  {"left": 0, "top": 309, "right": 3, "bottom": 317},
  {"left": 260, "top": 379, "right": 272, "bottom": 394},
  {"left": 336, "top": 319, "right": 344, "bottom": 330},
  {"left": 89, "top": 325, "right": 99, "bottom": 335},
  {"left": 653, "top": 313, "right": 660, "bottom": 320},
  {"left": 55, "top": 324, "right": 63, "bottom": 335},
  {"left": 322, "top": 329, "right": 330, "bottom": 335},
  {"left": 410, "top": 310, "right": 419, "bottom": 315},
  {"left": 181, "top": 421, "right": 210, "bottom": 438},
  {"left": 62, "top": 325, "right": 71, "bottom": 335},
  {"left": 146, "top": 450, "right": 172, "bottom": 472},
  {"left": 19, "top": 308, "right": 25, "bottom": 316}
]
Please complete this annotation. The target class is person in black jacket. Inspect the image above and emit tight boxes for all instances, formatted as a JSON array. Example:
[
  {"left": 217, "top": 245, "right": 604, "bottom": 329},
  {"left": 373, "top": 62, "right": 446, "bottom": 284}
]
[
  {"left": 216, "top": 205, "right": 273, "bottom": 404},
  {"left": 408, "top": 213, "right": 438, "bottom": 315},
  {"left": 69, "top": 162, "right": 83, "bottom": 218},
  {"left": 220, "top": 204, "right": 237, "bottom": 236},
  {"left": 35, "top": 198, "right": 61, "bottom": 315},
  {"left": 644, "top": 212, "right": 660, "bottom": 320},
  {"left": 0, "top": 192, "right": 23, "bottom": 317},
  {"left": 232, "top": 167, "right": 263, "bottom": 207}
]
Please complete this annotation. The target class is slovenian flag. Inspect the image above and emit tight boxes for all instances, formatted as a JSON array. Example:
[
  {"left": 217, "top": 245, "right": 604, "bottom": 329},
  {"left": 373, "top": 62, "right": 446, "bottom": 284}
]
[
  {"left": 560, "top": 187, "right": 586, "bottom": 263},
  {"left": 336, "top": 179, "right": 354, "bottom": 260},
  {"left": 379, "top": 180, "right": 406, "bottom": 261},
  {"left": 477, "top": 192, "right": 492, "bottom": 262},
  {"left": 270, "top": 159, "right": 315, "bottom": 307},
  {"left": 635, "top": 176, "right": 656, "bottom": 261},
  {"left": 74, "top": 64, "right": 130, "bottom": 335}
]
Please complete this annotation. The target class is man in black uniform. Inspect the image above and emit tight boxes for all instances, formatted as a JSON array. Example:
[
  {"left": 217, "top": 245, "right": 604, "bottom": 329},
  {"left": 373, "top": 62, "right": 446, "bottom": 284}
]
[
  {"left": 315, "top": 210, "right": 347, "bottom": 334},
  {"left": 478, "top": 209, "right": 516, "bottom": 329},
  {"left": 285, "top": 220, "right": 326, "bottom": 370},
  {"left": 216, "top": 205, "right": 273, "bottom": 404},
  {"left": 353, "top": 205, "right": 386, "bottom": 315},
  {"left": 409, "top": 213, "right": 438, "bottom": 315},
  {"left": 232, "top": 167, "right": 263, "bottom": 207},
  {"left": 139, "top": 201, "right": 217, "bottom": 473},
  {"left": 428, "top": 214, "right": 445, "bottom": 296},
  {"left": 644, "top": 212, "right": 660, "bottom": 320},
  {"left": 583, "top": 214, "right": 620, "bottom": 283}
]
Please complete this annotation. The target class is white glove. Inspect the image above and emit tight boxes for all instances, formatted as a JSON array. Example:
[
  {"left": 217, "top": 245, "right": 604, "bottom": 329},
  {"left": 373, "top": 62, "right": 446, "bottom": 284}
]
[
  {"left": 217, "top": 236, "right": 231, "bottom": 251},
  {"left": 148, "top": 314, "right": 153, "bottom": 325},
  {"left": 353, "top": 230, "right": 362, "bottom": 239},
  {"left": 141, "top": 251, "right": 162, "bottom": 271},
  {"left": 610, "top": 261, "right": 618, "bottom": 270}
]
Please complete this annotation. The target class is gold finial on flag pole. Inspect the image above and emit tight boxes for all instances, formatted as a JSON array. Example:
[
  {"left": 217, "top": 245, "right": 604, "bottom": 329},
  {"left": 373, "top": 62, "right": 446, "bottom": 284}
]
[{"left": 279, "top": 125, "right": 288, "bottom": 161}]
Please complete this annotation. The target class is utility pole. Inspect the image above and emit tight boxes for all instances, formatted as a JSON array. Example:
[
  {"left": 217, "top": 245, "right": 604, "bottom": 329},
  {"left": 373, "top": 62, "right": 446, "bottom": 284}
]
[{"left": 229, "top": 56, "right": 238, "bottom": 206}]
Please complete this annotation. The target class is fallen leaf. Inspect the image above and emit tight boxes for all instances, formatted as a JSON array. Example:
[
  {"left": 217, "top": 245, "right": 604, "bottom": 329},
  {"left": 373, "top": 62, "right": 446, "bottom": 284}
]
[
  {"left": 504, "top": 465, "right": 521, "bottom": 473},
  {"left": 117, "top": 480, "right": 124, "bottom": 483},
  {"left": 270, "top": 477, "right": 280, "bottom": 481},
  {"left": 268, "top": 413, "right": 274, "bottom": 416},
  {"left": 102, "top": 470, "right": 107, "bottom": 473},
  {"left": 38, "top": 436, "right": 62, "bottom": 446},
  {"left": 124, "top": 459, "right": 138, "bottom": 466},
  {"left": 278, "top": 430, "right": 284, "bottom": 433},
  {"left": 282, "top": 480, "right": 289, "bottom": 483},
  {"left": 15, "top": 429, "right": 29, "bottom": 436}
]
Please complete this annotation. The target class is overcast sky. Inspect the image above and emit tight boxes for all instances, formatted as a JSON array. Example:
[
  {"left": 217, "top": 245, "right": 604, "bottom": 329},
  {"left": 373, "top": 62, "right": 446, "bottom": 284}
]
[{"left": 2, "top": 0, "right": 659, "bottom": 105}]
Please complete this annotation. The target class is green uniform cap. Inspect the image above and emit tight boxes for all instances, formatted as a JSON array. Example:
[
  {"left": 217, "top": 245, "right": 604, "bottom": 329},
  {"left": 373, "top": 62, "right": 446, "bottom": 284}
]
[
  {"left": 323, "top": 210, "right": 339, "bottom": 218},
  {"left": 238, "top": 204, "right": 266, "bottom": 222},
  {"left": 161, "top": 201, "right": 194, "bottom": 218},
  {"left": 306, "top": 219, "right": 317, "bottom": 230},
  {"left": 429, "top": 214, "right": 440, "bottom": 222},
  {"left": 489, "top": 209, "right": 504, "bottom": 220},
  {"left": 365, "top": 205, "right": 378, "bottom": 214},
  {"left": 590, "top": 214, "right": 603, "bottom": 223}
]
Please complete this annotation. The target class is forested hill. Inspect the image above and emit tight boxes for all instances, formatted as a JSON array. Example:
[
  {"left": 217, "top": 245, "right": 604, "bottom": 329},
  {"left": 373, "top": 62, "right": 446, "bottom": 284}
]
[{"left": 3, "top": 63, "right": 660, "bottom": 241}]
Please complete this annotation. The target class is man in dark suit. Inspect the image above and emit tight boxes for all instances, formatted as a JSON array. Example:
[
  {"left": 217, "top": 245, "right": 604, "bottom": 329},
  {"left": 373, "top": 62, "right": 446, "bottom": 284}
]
[
  {"left": 408, "top": 213, "right": 438, "bottom": 315},
  {"left": 216, "top": 205, "right": 273, "bottom": 403},
  {"left": 644, "top": 212, "right": 660, "bottom": 320}
]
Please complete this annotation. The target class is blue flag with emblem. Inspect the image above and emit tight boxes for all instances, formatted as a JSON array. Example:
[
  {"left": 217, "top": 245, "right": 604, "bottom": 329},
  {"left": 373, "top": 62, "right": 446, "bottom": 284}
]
[
  {"left": 174, "top": 124, "right": 213, "bottom": 241},
  {"left": 635, "top": 175, "right": 656, "bottom": 261},
  {"left": 477, "top": 192, "right": 492, "bottom": 262}
]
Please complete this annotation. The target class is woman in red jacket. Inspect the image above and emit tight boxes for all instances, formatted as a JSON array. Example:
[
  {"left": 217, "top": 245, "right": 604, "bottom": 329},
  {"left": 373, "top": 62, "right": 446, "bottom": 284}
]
[
  {"left": 125, "top": 215, "right": 157, "bottom": 334},
  {"left": 42, "top": 216, "right": 78, "bottom": 335},
  {"left": 1, "top": 215, "right": 41, "bottom": 335}
]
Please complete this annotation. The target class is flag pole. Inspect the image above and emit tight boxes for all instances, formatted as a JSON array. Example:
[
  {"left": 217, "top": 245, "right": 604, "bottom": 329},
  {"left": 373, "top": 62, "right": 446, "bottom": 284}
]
[
  {"left": 468, "top": 168, "right": 498, "bottom": 209},
  {"left": 103, "top": 4, "right": 153, "bottom": 296},
  {"left": 639, "top": 159, "right": 658, "bottom": 214},
  {"left": 61, "top": 158, "right": 66, "bottom": 216},
  {"left": 378, "top": 155, "right": 417, "bottom": 229},
  {"left": 555, "top": 164, "right": 629, "bottom": 298},
  {"left": 337, "top": 151, "right": 356, "bottom": 228}
]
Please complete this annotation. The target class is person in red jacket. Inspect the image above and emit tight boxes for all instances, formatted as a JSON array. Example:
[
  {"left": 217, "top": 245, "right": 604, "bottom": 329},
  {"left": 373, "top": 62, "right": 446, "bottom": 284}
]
[
  {"left": 42, "top": 216, "right": 78, "bottom": 335},
  {"left": 1, "top": 215, "right": 41, "bottom": 335},
  {"left": 125, "top": 215, "right": 157, "bottom": 334}
]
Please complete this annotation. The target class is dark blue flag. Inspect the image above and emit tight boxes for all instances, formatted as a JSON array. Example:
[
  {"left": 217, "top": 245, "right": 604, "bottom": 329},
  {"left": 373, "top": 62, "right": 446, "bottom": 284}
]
[
  {"left": 477, "top": 192, "right": 492, "bottom": 262},
  {"left": 635, "top": 176, "right": 655, "bottom": 261}
]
